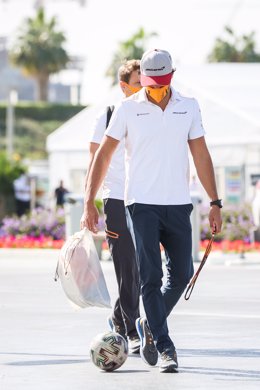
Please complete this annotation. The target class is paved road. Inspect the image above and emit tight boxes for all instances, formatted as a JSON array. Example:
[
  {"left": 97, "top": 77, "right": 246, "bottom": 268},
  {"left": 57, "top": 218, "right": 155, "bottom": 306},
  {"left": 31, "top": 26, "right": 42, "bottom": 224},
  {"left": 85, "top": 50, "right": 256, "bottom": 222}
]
[{"left": 0, "top": 249, "right": 260, "bottom": 389}]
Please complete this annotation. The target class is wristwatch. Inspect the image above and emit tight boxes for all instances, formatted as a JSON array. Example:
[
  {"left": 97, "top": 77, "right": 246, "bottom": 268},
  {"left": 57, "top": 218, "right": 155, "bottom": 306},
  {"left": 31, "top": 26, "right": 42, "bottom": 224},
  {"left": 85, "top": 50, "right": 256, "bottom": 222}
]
[{"left": 210, "top": 199, "right": 223, "bottom": 208}]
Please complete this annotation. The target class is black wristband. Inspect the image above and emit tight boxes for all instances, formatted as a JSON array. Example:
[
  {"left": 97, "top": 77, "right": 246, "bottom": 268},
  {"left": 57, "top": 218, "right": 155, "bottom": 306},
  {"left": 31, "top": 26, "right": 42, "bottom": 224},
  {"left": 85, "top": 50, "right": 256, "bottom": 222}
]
[{"left": 210, "top": 199, "right": 223, "bottom": 208}]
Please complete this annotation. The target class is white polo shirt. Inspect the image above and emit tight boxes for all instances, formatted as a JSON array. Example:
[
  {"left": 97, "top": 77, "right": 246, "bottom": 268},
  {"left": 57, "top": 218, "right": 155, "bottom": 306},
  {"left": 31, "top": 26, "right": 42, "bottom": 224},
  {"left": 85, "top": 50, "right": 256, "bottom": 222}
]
[
  {"left": 105, "top": 87, "right": 205, "bottom": 206},
  {"left": 90, "top": 107, "right": 125, "bottom": 200},
  {"left": 13, "top": 174, "right": 31, "bottom": 202}
]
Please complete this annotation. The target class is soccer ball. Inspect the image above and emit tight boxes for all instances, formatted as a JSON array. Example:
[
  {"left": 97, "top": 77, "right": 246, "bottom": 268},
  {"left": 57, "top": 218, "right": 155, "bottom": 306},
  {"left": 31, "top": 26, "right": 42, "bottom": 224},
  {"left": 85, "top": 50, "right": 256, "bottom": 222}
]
[{"left": 90, "top": 331, "right": 128, "bottom": 371}]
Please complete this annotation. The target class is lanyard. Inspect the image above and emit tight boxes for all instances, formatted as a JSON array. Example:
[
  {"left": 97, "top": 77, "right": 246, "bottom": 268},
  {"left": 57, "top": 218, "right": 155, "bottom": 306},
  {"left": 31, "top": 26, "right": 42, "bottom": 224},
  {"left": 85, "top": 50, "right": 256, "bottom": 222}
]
[{"left": 184, "top": 234, "right": 215, "bottom": 300}]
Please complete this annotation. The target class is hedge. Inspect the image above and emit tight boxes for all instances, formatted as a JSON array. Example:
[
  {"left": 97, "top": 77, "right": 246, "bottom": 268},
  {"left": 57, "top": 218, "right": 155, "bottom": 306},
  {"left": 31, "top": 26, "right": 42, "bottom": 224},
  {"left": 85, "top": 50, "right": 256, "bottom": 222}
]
[{"left": 0, "top": 102, "right": 86, "bottom": 122}]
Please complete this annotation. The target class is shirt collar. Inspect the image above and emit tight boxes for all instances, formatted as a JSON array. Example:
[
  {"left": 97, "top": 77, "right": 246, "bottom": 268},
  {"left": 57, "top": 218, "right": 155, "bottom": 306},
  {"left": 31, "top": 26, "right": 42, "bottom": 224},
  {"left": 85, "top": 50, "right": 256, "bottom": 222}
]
[
  {"left": 170, "top": 87, "right": 182, "bottom": 102},
  {"left": 135, "top": 87, "right": 148, "bottom": 103}
]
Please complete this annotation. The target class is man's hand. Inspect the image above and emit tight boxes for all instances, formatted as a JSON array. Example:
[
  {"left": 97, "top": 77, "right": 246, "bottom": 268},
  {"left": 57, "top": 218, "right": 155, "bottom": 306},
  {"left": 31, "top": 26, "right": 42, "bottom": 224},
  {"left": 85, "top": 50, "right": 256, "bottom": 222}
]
[
  {"left": 80, "top": 201, "right": 99, "bottom": 233},
  {"left": 209, "top": 206, "right": 222, "bottom": 234}
]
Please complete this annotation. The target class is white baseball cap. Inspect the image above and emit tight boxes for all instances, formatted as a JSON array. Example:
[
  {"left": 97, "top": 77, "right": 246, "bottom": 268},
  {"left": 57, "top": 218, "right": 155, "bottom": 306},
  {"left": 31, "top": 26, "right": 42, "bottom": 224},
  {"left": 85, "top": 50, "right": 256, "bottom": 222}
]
[{"left": 140, "top": 49, "right": 175, "bottom": 87}]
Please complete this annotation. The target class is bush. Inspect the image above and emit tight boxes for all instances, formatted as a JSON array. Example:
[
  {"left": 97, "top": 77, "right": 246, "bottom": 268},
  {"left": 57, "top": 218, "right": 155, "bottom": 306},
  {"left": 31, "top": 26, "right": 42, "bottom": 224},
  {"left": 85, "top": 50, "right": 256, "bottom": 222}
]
[
  {"left": 0, "top": 102, "right": 86, "bottom": 122},
  {"left": 95, "top": 198, "right": 104, "bottom": 214},
  {"left": 0, "top": 102, "right": 86, "bottom": 159},
  {"left": 0, "top": 152, "right": 26, "bottom": 195},
  {"left": 13, "top": 118, "right": 63, "bottom": 159}
]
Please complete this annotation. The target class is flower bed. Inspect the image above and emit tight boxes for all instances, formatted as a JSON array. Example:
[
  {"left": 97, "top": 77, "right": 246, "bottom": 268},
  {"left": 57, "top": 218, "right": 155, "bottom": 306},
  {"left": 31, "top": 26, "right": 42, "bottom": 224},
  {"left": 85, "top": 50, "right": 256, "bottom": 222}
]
[
  {"left": 0, "top": 208, "right": 65, "bottom": 248},
  {"left": 200, "top": 202, "right": 255, "bottom": 242},
  {"left": 1, "top": 236, "right": 259, "bottom": 252},
  {"left": 0, "top": 235, "right": 64, "bottom": 249},
  {"left": 0, "top": 203, "right": 259, "bottom": 252},
  {"left": 200, "top": 239, "right": 260, "bottom": 253}
]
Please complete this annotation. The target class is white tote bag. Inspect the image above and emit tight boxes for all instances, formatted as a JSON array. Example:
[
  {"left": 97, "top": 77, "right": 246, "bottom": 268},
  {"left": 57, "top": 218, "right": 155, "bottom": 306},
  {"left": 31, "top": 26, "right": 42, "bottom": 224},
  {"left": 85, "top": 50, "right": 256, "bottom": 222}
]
[{"left": 55, "top": 228, "right": 111, "bottom": 309}]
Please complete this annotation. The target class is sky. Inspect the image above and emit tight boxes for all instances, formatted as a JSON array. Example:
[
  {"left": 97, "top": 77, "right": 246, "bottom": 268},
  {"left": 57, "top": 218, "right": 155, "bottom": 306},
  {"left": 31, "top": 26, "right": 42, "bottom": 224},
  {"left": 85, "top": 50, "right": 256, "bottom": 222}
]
[{"left": 0, "top": 0, "right": 260, "bottom": 104}]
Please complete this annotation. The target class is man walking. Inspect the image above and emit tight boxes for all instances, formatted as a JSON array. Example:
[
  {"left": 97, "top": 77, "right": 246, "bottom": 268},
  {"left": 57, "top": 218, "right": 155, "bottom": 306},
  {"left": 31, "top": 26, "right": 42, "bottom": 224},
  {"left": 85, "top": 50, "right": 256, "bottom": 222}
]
[
  {"left": 81, "top": 60, "right": 142, "bottom": 353},
  {"left": 54, "top": 180, "right": 69, "bottom": 208},
  {"left": 13, "top": 173, "right": 31, "bottom": 216},
  {"left": 82, "top": 49, "right": 222, "bottom": 372}
]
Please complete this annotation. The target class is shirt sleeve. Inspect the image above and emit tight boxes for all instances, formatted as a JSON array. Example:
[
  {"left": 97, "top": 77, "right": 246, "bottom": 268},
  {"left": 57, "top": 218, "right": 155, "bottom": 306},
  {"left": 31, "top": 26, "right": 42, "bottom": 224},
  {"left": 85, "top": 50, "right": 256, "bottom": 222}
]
[
  {"left": 105, "top": 102, "right": 127, "bottom": 141},
  {"left": 89, "top": 109, "right": 107, "bottom": 144},
  {"left": 188, "top": 98, "right": 206, "bottom": 140}
]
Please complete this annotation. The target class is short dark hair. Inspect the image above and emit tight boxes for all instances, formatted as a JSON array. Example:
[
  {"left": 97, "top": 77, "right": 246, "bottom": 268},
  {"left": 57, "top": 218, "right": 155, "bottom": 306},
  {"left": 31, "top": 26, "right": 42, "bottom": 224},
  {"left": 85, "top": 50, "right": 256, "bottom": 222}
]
[{"left": 118, "top": 59, "right": 140, "bottom": 84}]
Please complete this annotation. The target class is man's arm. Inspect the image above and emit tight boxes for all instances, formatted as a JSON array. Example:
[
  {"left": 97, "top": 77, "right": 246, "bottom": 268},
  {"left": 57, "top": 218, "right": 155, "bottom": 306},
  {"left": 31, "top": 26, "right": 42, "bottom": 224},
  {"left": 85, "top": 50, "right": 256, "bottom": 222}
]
[
  {"left": 84, "top": 108, "right": 109, "bottom": 190},
  {"left": 80, "top": 108, "right": 106, "bottom": 229},
  {"left": 79, "top": 142, "right": 99, "bottom": 228},
  {"left": 188, "top": 136, "right": 222, "bottom": 233},
  {"left": 81, "top": 136, "right": 119, "bottom": 233},
  {"left": 84, "top": 142, "right": 100, "bottom": 190}
]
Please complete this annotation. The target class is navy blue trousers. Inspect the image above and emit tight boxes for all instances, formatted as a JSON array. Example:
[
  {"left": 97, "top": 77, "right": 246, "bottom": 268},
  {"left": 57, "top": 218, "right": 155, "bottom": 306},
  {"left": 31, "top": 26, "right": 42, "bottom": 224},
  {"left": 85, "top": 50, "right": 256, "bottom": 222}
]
[{"left": 128, "top": 203, "right": 194, "bottom": 353}]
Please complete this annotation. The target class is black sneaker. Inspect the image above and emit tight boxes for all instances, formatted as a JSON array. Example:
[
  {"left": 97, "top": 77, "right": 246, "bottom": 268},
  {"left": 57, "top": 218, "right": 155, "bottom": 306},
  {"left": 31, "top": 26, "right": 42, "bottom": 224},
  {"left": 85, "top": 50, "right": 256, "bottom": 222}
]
[
  {"left": 128, "top": 335, "right": 140, "bottom": 354},
  {"left": 135, "top": 317, "right": 158, "bottom": 366},
  {"left": 159, "top": 348, "right": 178, "bottom": 373},
  {"left": 107, "top": 316, "right": 127, "bottom": 340}
]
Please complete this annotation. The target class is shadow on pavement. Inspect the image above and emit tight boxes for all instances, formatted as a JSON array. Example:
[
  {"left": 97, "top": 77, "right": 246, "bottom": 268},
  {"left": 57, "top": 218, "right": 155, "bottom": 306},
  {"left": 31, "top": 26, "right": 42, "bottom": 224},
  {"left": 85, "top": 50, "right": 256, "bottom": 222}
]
[
  {"left": 0, "top": 352, "right": 86, "bottom": 357},
  {"left": 179, "top": 348, "right": 260, "bottom": 358},
  {"left": 6, "top": 359, "right": 88, "bottom": 366},
  {"left": 99, "top": 370, "right": 150, "bottom": 374},
  {"left": 180, "top": 366, "right": 260, "bottom": 380},
  {"left": 178, "top": 349, "right": 260, "bottom": 380}
]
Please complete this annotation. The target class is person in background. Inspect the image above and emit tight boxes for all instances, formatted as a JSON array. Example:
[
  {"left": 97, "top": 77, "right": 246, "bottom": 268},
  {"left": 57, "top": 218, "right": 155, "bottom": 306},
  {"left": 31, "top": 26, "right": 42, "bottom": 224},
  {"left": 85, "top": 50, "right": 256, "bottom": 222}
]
[
  {"left": 80, "top": 60, "right": 142, "bottom": 354},
  {"left": 54, "top": 180, "right": 69, "bottom": 208},
  {"left": 13, "top": 173, "right": 31, "bottom": 216}
]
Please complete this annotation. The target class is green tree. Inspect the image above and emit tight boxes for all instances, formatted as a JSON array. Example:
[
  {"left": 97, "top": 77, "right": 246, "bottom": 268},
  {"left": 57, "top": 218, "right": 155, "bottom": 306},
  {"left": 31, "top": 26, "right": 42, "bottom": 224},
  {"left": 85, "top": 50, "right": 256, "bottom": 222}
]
[
  {"left": 208, "top": 26, "right": 260, "bottom": 62},
  {"left": 106, "top": 27, "right": 158, "bottom": 85},
  {"left": 10, "top": 7, "right": 69, "bottom": 101},
  {"left": 0, "top": 152, "right": 26, "bottom": 218},
  {"left": 0, "top": 152, "right": 26, "bottom": 195}
]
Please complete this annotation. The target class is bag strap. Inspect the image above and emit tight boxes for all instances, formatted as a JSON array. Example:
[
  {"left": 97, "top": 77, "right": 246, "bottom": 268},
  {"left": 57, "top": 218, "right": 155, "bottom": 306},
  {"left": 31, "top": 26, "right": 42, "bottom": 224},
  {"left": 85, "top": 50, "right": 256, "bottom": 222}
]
[{"left": 106, "top": 105, "right": 115, "bottom": 128}]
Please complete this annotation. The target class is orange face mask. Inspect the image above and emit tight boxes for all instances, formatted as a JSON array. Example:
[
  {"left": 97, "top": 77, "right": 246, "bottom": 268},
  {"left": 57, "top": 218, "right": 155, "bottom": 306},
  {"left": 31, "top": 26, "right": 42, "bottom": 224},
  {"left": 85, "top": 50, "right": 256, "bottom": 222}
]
[
  {"left": 146, "top": 85, "right": 169, "bottom": 103},
  {"left": 122, "top": 82, "right": 141, "bottom": 96}
]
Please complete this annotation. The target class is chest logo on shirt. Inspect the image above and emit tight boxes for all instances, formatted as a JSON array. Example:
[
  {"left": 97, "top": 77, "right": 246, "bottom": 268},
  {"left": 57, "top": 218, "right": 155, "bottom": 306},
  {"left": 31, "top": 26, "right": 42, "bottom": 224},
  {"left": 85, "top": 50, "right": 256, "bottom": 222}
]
[
  {"left": 137, "top": 113, "right": 150, "bottom": 116},
  {"left": 172, "top": 111, "right": 187, "bottom": 114}
]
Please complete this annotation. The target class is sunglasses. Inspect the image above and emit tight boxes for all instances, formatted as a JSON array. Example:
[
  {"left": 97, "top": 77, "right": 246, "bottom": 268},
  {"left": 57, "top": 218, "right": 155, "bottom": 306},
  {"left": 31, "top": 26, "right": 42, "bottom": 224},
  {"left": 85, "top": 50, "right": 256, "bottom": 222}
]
[{"left": 184, "top": 233, "right": 215, "bottom": 300}]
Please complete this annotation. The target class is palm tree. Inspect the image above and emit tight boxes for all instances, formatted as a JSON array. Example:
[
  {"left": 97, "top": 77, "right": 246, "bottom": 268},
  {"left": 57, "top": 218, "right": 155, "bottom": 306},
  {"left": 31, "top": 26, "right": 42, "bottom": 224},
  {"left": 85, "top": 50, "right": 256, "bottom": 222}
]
[
  {"left": 10, "top": 7, "right": 69, "bottom": 101},
  {"left": 106, "top": 27, "right": 158, "bottom": 85}
]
